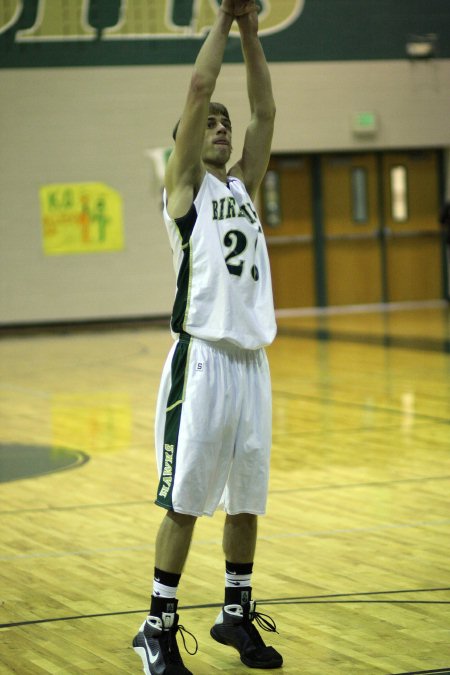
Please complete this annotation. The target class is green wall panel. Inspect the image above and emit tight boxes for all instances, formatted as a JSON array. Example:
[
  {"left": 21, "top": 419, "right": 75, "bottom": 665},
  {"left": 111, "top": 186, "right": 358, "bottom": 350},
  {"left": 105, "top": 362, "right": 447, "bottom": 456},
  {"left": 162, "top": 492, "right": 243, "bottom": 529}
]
[{"left": 0, "top": 0, "right": 449, "bottom": 68}]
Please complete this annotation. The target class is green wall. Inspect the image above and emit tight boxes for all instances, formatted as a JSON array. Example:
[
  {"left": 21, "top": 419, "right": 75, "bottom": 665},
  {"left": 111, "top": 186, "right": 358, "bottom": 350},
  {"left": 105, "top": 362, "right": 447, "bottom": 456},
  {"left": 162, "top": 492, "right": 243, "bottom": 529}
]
[{"left": 1, "top": 0, "right": 449, "bottom": 68}]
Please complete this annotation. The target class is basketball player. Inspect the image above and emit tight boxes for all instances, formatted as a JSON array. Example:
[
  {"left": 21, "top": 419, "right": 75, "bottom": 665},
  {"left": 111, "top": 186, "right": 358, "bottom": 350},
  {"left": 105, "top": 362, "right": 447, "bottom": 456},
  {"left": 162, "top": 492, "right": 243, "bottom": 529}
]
[{"left": 133, "top": 1, "right": 282, "bottom": 672}]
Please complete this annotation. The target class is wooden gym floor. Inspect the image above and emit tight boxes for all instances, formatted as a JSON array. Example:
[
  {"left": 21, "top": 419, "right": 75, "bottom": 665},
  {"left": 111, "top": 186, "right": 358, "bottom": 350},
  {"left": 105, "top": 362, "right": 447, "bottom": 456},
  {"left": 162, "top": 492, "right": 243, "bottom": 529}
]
[{"left": 0, "top": 302, "right": 449, "bottom": 674}]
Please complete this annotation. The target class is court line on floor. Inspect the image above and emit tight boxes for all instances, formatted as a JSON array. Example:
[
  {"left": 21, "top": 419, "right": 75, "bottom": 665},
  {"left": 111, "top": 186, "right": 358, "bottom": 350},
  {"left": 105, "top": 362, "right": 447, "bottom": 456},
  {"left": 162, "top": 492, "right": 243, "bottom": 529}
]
[
  {"left": 1, "top": 587, "right": 449, "bottom": 630},
  {"left": 1, "top": 472, "right": 449, "bottom": 516},
  {"left": 272, "top": 419, "right": 439, "bottom": 441},
  {"left": 276, "top": 325, "right": 450, "bottom": 353},
  {"left": 391, "top": 669, "right": 450, "bottom": 675},
  {"left": 392, "top": 668, "right": 450, "bottom": 675},
  {"left": 269, "top": 474, "right": 450, "bottom": 494},
  {"left": 257, "top": 519, "right": 450, "bottom": 541},
  {"left": 273, "top": 389, "right": 450, "bottom": 426},
  {"left": 1, "top": 518, "right": 449, "bottom": 561}
]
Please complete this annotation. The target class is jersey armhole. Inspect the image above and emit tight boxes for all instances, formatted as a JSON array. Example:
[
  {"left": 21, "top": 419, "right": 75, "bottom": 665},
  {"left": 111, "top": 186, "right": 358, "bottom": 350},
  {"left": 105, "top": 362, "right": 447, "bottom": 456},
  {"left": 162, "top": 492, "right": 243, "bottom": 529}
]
[{"left": 175, "top": 202, "right": 197, "bottom": 244}]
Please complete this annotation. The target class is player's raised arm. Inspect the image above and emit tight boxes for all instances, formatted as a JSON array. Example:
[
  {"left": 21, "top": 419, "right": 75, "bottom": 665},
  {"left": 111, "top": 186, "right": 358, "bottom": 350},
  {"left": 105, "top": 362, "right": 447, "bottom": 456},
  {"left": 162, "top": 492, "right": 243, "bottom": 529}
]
[
  {"left": 229, "top": 1, "right": 276, "bottom": 201},
  {"left": 165, "top": 2, "right": 235, "bottom": 219}
]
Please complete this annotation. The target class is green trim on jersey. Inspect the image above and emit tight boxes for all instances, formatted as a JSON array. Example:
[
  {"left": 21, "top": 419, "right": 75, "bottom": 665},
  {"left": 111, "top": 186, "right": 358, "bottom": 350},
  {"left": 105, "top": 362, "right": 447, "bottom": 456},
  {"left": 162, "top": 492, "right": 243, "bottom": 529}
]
[
  {"left": 171, "top": 203, "right": 197, "bottom": 335},
  {"left": 155, "top": 335, "right": 191, "bottom": 510},
  {"left": 171, "top": 243, "right": 191, "bottom": 334}
]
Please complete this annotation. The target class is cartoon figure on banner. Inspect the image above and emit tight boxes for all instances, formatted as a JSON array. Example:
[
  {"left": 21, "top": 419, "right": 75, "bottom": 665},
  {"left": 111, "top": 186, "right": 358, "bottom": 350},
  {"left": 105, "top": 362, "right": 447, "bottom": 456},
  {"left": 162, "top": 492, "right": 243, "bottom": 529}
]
[
  {"left": 79, "top": 192, "right": 110, "bottom": 242},
  {"left": 40, "top": 182, "right": 123, "bottom": 255}
]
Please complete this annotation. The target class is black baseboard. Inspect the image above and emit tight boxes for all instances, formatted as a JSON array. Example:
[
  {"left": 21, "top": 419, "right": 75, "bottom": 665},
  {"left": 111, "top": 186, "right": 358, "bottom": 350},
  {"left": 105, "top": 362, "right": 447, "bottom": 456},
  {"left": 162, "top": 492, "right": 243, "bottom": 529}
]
[{"left": 0, "top": 315, "right": 171, "bottom": 337}]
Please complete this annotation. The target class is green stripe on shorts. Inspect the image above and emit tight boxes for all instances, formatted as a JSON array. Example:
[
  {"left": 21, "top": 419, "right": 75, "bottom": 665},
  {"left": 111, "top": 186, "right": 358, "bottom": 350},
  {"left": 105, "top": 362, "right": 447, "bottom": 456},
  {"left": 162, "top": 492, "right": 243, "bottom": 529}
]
[{"left": 155, "top": 335, "right": 191, "bottom": 510}]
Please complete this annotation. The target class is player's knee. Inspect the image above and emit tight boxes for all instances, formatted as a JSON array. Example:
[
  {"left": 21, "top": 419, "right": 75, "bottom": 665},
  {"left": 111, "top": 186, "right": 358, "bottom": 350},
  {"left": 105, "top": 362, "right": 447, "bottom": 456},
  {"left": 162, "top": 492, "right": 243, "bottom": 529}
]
[{"left": 167, "top": 509, "right": 197, "bottom": 529}]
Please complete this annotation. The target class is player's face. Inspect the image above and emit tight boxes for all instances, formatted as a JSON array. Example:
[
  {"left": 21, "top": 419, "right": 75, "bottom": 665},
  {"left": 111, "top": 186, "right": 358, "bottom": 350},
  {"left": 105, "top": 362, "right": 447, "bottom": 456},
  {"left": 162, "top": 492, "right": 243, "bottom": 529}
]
[{"left": 202, "top": 114, "right": 232, "bottom": 165}]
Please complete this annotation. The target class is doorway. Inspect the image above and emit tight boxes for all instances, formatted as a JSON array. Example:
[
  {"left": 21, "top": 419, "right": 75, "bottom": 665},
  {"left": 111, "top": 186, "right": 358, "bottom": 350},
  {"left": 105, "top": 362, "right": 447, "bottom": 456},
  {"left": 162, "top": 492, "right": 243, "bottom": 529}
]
[{"left": 261, "top": 149, "right": 444, "bottom": 308}]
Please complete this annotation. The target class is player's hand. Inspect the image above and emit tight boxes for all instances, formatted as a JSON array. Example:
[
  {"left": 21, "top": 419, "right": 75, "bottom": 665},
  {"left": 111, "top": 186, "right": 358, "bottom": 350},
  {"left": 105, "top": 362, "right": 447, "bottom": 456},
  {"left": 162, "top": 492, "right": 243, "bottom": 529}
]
[
  {"left": 220, "top": 0, "right": 235, "bottom": 16},
  {"left": 233, "top": 0, "right": 259, "bottom": 17}
]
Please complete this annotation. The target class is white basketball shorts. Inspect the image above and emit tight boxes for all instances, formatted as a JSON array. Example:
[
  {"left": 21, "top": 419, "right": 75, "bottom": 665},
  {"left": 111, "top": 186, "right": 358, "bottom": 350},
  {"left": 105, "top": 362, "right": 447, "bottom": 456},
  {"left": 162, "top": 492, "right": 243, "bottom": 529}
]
[{"left": 154, "top": 334, "right": 272, "bottom": 517}]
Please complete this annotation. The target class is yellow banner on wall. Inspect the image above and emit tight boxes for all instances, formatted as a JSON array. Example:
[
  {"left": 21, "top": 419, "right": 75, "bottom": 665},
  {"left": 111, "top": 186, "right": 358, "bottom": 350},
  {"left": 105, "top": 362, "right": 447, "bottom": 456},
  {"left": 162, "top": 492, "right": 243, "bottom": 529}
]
[{"left": 40, "top": 182, "right": 124, "bottom": 255}]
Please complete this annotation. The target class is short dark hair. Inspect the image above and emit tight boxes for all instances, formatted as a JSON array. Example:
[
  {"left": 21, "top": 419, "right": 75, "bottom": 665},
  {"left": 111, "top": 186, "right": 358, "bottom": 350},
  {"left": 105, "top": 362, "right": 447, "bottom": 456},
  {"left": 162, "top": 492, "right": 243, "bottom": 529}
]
[{"left": 172, "top": 101, "right": 231, "bottom": 141}]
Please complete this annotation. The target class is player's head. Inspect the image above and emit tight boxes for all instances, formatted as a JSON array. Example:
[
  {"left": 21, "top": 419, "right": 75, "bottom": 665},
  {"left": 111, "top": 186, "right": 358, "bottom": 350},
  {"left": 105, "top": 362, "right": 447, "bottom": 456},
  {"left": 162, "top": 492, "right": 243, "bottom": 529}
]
[
  {"left": 172, "top": 102, "right": 231, "bottom": 141},
  {"left": 207, "top": 101, "right": 231, "bottom": 130},
  {"left": 202, "top": 102, "right": 232, "bottom": 167}
]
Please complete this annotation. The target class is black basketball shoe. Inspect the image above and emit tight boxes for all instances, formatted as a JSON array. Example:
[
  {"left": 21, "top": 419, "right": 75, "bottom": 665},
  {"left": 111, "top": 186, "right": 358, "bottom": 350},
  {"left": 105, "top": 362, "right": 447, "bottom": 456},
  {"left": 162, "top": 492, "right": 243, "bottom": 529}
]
[
  {"left": 210, "top": 600, "right": 283, "bottom": 669},
  {"left": 132, "top": 606, "right": 197, "bottom": 675}
]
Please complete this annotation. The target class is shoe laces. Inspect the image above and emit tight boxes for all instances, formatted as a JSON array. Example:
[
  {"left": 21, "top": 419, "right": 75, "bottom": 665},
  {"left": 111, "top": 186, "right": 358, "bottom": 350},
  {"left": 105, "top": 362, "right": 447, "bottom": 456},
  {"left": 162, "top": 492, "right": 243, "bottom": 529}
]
[
  {"left": 248, "top": 603, "right": 279, "bottom": 634},
  {"left": 176, "top": 623, "right": 199, "bottom": 656},
  {"left": 162, "top": 621, "right": 198, "bottom": 664}
]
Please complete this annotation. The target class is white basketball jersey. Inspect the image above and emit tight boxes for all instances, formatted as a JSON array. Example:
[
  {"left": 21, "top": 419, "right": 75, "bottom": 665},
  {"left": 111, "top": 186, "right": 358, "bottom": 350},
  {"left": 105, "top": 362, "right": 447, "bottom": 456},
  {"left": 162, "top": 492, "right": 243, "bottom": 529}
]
[{"left": 163, "top": 172, "right": 277, "bottom": 350}]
